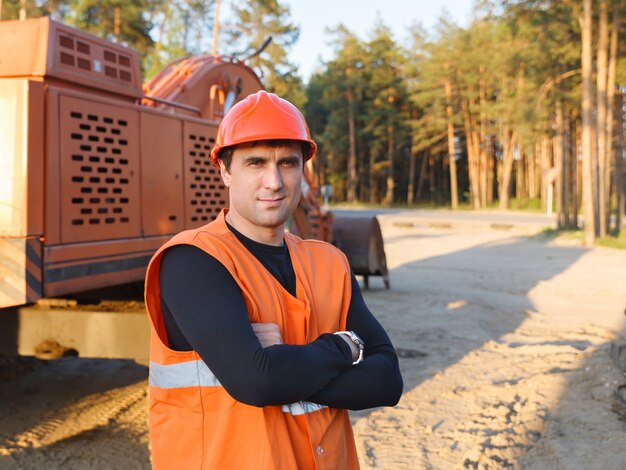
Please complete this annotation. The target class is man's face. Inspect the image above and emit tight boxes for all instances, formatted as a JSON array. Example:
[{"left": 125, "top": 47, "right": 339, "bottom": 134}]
[{"left": 219, "top": 141, "right": 303, "bottom": 232}]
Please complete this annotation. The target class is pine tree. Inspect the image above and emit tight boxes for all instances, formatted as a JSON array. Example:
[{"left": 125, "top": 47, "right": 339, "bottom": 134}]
[
  {"left": 223, "top": 0, "right": 303, "bottom": 107},
  {"left": 362, "top": 20, "right": 410, "bottom": 205}
]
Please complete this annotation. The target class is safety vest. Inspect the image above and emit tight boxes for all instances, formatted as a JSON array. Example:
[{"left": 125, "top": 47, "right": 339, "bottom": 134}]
[{"left": 144, "top": 210, "right": 360, "bottom": 469}]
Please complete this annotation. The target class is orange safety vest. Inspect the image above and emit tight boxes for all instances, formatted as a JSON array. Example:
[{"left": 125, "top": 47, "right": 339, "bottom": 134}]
[{"left": 144, "top": 210, "right": 360, "bottom": 469}]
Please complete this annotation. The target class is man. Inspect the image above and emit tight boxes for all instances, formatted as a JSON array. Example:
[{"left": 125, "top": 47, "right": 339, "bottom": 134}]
[{"left": 144, "top": 90, "right": 403, "bottom": 469}]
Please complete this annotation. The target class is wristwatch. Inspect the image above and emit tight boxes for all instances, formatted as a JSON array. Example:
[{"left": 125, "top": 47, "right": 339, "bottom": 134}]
[{"left": 334, "top": 331, "right": 365, "bottom": 365}]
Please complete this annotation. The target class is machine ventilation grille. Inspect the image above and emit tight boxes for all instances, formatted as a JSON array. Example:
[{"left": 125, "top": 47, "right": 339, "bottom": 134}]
[
  {"left": 58, "top": 34, "right": 134, "bottom": 83},
  {"left": 102, "top": 49, "right": 133, "bottom": 82},
  {"left": 186, "top": 133, "right": 226, "bottom": 225},
  {"left": 58, "top": 34, "right": 92, "bottom": 72},
  {"left": 67, "top": 111, "right": 132, "bottom": 228}
]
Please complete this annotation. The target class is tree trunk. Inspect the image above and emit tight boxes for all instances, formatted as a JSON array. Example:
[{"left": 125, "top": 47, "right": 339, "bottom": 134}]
[
  {"left": 529, "top": 143, "right": 538, "bottom": 199},
  {"left": 416, "top": 151, "right": 429, "bottom": 202},
  {"left": 581, "top": 0, "right": 596, "bottom": 245},
  {"left": 369, "top": 153, "right": 377, "bottom": 204},
  {"left": 615, "top": 94, "right": 624, "bottom": 233},
  {"left": 606, "top": 7, "right": 619, "bottom": 232},
  {"left": 462, "top": 99, "right": 481, "bottom": 208},
  {"left": 591, "top": 116, "right": 600, "bottom": 230},
  {"left": 152, "top": 1, "right": 171, "bottom": 68},
  {"left": 479, "top": 69, "right": 488, "bottom": 207},
  {"left": 572, "top": 115, "right": 579, "bottom": 228},
  {"left": 358, "top": 134, "right": 367, "bottom": 201},
  {"left": 499, "top": 129, "right": 517, "bottom": 209},
  {"left": 346, "top": 86, "right": 358, "bottom": 203},
  {"left": 407, "top": 148, "right": 416, "bottom": 205},
  {"left": 540, "top": 137, "right": 551, "bottom": 211},
  {"left": 487, "top": 135, "right": 495, "bottom": 205},
  {"left": 555, "top": 99, "right": 568, "bottom": 228},
  {"left": 212, "top": 0, "right": 221, "bottom": 55},
  {"left": 596, "top": 0, "right": 609, "bottom": 236},
  {"left": 113, "top": 6, "right": 121, "bottom": 41},
  {"left": 563, "top": 107, "right": 572, "bottom": 228},
  {"left": 442, "top": 152, "right": 449, "bottom": 202},
  {"left": 444, "top": 77, "right": 458, "bottom": 208},
  {"left": 385, "top": 123, "right": 395, "bottom": 206},
  {"left": 428, "top": 154, "right": 437, "bottom": 203},
  {"left": 515, "top": 66, "right": 526, "bottom": 203},
  {"left": 516, "top": 141, "right": 526, "bottom": 201},
  {"left": 471, "top": 99, "right": 482, "bottom": 206},
  {"left": 473, "top": 126, "right": 482, "bottom": 204}
]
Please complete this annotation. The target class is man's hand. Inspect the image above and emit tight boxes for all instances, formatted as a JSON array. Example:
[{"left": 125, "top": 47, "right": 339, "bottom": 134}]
[{"left": 252, "top": 323, "right": 283, "bottom": 348}]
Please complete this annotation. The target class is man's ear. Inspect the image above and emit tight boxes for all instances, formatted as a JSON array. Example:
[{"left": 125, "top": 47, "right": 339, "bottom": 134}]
[{"left": 219, "top": 161, "right": 231, "bottom": 187}]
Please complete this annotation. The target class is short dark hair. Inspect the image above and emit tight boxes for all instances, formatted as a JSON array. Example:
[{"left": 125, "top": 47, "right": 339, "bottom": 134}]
[{"left": 218, "top": 139, "right": 312, "bottom": 171}]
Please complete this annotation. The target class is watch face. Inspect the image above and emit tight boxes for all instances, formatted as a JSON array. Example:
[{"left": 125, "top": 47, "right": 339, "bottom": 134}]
[{"left": 351, "top": 331, "right": 365, "bottom": 347}]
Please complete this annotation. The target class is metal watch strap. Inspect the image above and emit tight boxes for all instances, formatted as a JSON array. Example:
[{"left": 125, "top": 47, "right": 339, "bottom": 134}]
[{"left": 334, "top": 331, "right": 365, "bottom": 365}]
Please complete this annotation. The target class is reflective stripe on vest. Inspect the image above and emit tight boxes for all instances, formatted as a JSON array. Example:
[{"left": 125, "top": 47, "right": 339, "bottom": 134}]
[
  {"left": 150, "top": 360, "right": 328, "bottom": 416},
  {"left": 281, "top": 401, "right": 327, "bottom": 416},
  {"left": 150, "top": 360, "right": 221, "bottom": 388}
]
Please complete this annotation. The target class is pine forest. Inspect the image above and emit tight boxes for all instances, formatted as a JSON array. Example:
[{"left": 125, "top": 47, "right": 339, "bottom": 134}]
[{"left": 2, "top": 0, "right": 625, "bottom": 245}]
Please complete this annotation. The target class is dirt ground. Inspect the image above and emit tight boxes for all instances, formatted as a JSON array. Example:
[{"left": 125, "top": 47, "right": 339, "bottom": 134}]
[{"left": 1, "top": 210, "right": 625, "bottom": 470}]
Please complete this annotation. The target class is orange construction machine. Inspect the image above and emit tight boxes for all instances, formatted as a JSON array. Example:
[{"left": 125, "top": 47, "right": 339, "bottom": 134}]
[{"left": 0, "top": 17, "right": 388, "bottom": 312}]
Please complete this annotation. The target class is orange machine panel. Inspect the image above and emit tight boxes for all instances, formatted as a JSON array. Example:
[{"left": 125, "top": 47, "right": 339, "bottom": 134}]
[
  {"left": 0, "top": 18, "right": 142, "bottom": 99},
  {"left": 140, "top": 111, "right": 184, "bottom": 236},
  {"left": 42, "top": 235, "right": 170, "bottom": 298},
  {"left": 182, "top": 120, "right": 228, "bottom": 228},
  {"left": 58, "top": 94, "right": 141, "bottom": 243},
  {"left": 0, "top": 79, "right": 44, "bottom": 237}
]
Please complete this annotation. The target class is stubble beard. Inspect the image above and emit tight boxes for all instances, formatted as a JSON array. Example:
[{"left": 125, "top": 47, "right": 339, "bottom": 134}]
[{"left": 252, "top": 195, "right": 298, "bottom": 228}]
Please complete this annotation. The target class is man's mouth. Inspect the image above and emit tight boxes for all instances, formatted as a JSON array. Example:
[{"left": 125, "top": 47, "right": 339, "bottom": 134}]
[
  {"left": 257, "top": 196, "right": 286, "bottom": 209},
  {"left": 258, "top": 196, "right": 286, "bottom": 203}
]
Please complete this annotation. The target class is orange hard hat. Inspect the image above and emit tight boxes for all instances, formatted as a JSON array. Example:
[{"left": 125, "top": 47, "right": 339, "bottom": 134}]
[{"left": 210, "top": 90, "right": 317, "bottom": 166}]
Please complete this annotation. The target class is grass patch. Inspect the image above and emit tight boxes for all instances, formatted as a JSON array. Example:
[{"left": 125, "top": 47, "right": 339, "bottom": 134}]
[
  {"left": 330, "top": 200, "right": 543, "bottom": 212},
  {"left": 596, "top": 229, "right": 626, "bottom": 249},
  {"left": 508, "top": 197, "right": 543, "bottom": 212},
  {"left": 540, "top": 227, "right": 626, "bottom": 249},
  {"left": 540, "top": 227, "right": 584, "bottom": 242},
  {"left": 331, "top": 201, "right": 453, "bottom": 210}
]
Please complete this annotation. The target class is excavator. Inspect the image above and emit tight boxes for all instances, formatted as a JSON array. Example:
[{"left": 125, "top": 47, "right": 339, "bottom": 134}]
[{"left": 0, "top": 17, "right": 388, "bottom": 358}]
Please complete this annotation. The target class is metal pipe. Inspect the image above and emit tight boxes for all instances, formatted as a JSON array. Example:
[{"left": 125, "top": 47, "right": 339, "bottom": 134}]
[
  {"left": 142, "top": 95, "right": 201, "bottom": 115},
  {"left": 223, "top": 90, "right": 237, "bottom": 115}
]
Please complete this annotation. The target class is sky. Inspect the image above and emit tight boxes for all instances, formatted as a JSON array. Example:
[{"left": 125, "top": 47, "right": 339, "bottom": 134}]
[{"left": 282, "top": 0, "right": 476, "bottom": 81}]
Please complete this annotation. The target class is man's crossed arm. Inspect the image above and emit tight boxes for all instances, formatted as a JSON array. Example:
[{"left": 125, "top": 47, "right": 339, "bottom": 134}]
[{"left": 159, "top": 244, "right": 403, "bottom": 410}]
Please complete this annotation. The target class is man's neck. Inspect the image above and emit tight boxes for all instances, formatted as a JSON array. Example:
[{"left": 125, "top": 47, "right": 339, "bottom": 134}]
[{"left": 224, "top": 210, "right": 284, "bottom": 246}]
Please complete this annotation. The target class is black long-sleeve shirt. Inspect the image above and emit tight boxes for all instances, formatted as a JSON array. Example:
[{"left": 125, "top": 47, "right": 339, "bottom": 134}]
[{"left": 159, "top": 224, "right": 402, "bottom": 410}]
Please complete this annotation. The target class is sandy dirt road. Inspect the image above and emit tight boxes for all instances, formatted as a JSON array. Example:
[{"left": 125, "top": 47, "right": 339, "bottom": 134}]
[{"left": 1, "top": 211, "right": 625, "bottom": 469}]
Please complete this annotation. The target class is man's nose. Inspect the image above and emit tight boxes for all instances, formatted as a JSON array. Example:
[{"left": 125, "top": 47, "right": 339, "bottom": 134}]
[{"left": 263, "top": 164, "right": 283, "bottom": 190}]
